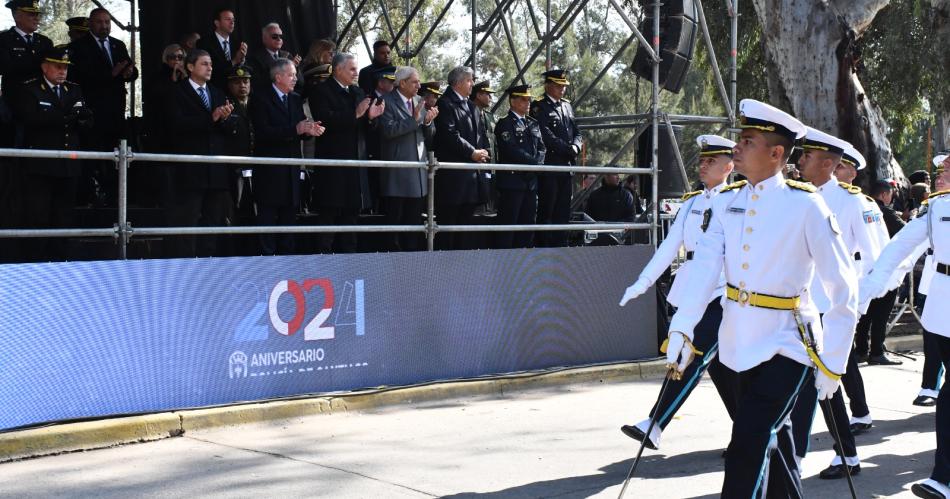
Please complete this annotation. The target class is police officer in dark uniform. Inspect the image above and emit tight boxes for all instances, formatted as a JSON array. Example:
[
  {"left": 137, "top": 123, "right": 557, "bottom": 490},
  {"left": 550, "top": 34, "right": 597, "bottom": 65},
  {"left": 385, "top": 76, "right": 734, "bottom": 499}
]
[
  {"left": 530, "top": 68, "right": 582, "bottom": 247},
  {"left": 494, "top": 84, "right": 544, "bottom": 249},
  {"left": 0, "top": 0, "right": 53, "bottom": 101},
  {"left": 222, "top": 64, "right": 257, "bottom": 255},
  {"left": 64, "top": 16, "right": 88, "bottom": 43},
  {"left": 11, "top": 46, "right": 93, "bottom": 262}
]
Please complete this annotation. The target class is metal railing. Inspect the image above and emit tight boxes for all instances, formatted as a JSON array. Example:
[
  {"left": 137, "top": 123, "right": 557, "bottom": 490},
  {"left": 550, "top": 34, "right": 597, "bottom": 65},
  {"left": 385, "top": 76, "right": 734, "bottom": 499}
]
[{"left": 0, "top": 141, "right": 659, "bottom": 259}]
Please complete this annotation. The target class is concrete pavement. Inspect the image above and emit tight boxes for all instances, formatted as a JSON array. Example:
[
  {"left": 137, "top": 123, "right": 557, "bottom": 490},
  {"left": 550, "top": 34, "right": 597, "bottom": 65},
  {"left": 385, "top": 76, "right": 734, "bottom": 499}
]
[{"left": 0, "top": 350, "right": 937, "bottom": 498}]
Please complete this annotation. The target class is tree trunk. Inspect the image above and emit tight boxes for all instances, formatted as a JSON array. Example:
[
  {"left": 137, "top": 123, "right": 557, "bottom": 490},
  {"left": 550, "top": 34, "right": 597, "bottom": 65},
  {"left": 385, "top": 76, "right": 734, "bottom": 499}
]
[
  {"left": 931, "top": 1, "right": 950, "bottom": 155},
  {"left": 750, "top": 0, "right": 899, "bottom": 186}
]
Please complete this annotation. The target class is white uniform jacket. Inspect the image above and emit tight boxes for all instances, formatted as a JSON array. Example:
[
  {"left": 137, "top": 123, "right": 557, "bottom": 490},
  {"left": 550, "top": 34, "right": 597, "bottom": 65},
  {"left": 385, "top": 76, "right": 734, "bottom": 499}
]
[{"left": 668, "top": 172, "right": 859, "bottom": 373}]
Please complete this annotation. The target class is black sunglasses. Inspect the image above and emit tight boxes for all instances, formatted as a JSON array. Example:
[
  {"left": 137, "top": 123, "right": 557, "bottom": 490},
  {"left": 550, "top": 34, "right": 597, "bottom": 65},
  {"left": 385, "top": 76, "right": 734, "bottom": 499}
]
[
  {"left": 270, "top": 34, "right": 283, "bottom": 40},
  {"left": 168, "top": 54, "right": 184, "bottom": 60}
]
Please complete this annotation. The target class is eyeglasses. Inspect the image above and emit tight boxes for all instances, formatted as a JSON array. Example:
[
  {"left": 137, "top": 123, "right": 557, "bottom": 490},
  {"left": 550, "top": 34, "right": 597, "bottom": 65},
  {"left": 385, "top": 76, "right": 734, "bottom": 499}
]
[
  {"left": 270, "top": 34, "right": 283, "bottom": 40},
  {"left": 169, "top": 54, "right": 184, "bottom": 60}
]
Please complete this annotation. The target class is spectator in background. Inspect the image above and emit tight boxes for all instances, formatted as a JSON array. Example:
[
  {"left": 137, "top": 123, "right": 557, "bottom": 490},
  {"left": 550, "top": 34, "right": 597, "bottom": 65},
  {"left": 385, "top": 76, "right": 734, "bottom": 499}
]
[
  {"left": 909, "top": 169, "right": 931, "bottom": 188},
  {"left": 357, "top": 40, "right": 392, "bottom": 96},
  {"left": 300, "top": 38, "right": 335, "bottom": 94},
  {"left": 163, "top": 49, "right": 237, "bottom": 258},
  {"left": 64, "top": 16, "right": 88, "bottom": 43},
  {"left": 622, "top": 174, "right": 643, "bottom": 213},
  {"left": 247, "top": 23, "right": 299, "bottom": 93},
  {"left": 378, "top": 66, "right": 437, "bottom": 252},
  {"left": 141, "top": 43, "right": 187, "bottom": 207},
  {"left": 196, "top": 8, "right": 246, "bottom": 91},
  {"left": 69, "top": 7, "right": 138, "bottom": 207},
  {"left": 493, "top": 84, "right": 543, "bottom": 249},
  {"left": 471, "top": 80, "right": 497, "bottom": 162},
  {"left": 433, "top": 65, "right": 490, "bottom": 250},
  {"left": 0, "top": 0, "right": 53, "bottom": 100},
  {"left": 179, "top": 32, "right": 200, "bottom": 54},
  {"left": 309, "top": 52, "right": 384, "bottom": 253},
  {"left": 585, "top": 173, "right": 636, "bottom": 246},
  {"left": 911, "top": 182, "right": 931, "bottom": 212},
  {"left": 855, "top": 179, "right": 905, "bottom": 366},
  {"left": 249, "top": 58, "right": 324, "bottom": 255},
  {"left": 11, "top": 47, "right": 93, "bottom": 262}
]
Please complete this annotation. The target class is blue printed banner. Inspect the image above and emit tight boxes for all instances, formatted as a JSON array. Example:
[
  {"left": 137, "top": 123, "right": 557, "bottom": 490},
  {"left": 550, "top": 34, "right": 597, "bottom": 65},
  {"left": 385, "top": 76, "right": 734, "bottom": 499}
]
[{"left": 0, "top": 246, "right": 656, "bottom": 431}]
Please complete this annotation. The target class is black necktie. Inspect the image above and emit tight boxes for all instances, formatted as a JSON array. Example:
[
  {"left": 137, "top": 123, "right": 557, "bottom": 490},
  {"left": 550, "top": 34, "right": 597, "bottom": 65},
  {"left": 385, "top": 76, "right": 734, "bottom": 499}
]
[
  {"left": 54, "top": 85, "right": 62, "bottom": 100},
  {"left": 222, "top": 40, "right": 230, "bottom": 61},
  {"left": 100, "top": 38, "right": 113, "bottom": 65},
  {"left": 24, "top": 34, "right": 32, "bottom": 46},
  {"left": 281, "top": 93, "right": 288, "bottom": 112}
]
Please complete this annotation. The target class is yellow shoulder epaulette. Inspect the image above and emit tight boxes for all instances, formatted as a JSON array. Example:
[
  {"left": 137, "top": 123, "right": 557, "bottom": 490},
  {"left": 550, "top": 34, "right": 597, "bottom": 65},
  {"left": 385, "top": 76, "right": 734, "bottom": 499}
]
[
  {"left": 720, "top": 180, "right": 748, "bottom": 193},
  {"left": 837, "top": 182, "right": 862, "bottom": 195},
  {"left": 786, "top": 179, "right": 817, "bottom": 193},
  {"left": 681, "top": 190, "right": 703, "bottom": 201},
  {"left": 923, "top": 190, "right": 950, "bottom": 205}
]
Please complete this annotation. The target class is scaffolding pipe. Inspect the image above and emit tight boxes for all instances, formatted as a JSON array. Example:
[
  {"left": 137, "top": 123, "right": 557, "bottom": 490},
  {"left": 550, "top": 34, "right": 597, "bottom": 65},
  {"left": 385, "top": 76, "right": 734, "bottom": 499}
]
[
  {"left": 651, "top": 0, "right": 660, "bottom": 248},
  {"left": 694, "top": 0, "right": 735, "bottom": 121},
  {"left": 730, "top": 0, "right": 739, "bottom": 121}
]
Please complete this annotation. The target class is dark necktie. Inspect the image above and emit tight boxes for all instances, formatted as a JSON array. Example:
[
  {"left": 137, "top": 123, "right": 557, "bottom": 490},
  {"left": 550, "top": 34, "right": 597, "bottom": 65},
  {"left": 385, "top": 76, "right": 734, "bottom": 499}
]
[
  {"left": 198, "top": 86, "right": 211, "bottom": 111},
  {"left": 53, "top": 85, "right": 62, "bottom": 100},
  {"left": 24, "top": 33, "right": 32, "bottom": 46},
  {"left": 222, "top": 40, "right": 230, "bottom": 61},
  {"left": 100, "top": 38, "right": 112, "bottom": 65},
  {"left": 281, "top": 93, "right": 289, "bottom": 112}
]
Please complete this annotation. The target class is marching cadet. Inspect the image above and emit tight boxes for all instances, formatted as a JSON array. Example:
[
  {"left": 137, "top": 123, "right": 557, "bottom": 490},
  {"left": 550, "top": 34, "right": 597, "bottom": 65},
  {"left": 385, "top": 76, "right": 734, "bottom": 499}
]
[
  {"left": 493, "top": 84, "right": 544, "bottom": 249},
  {"left": 789, "top": 128, "right": 886, "bottom": 480},
  {"left": 664, "top": 99, "right": 857, "bottom": 498},
  {"left": 0, "top": 0, "right": 53, "bottom": 100},
  {"left": 531, "top": 68, "right": 582, "bottom": 247},
  {"left": 859, "top": 160, "right": 950, "bottom": 499},
  {"left": 617, "top": 134, "right": 739, "bottom": 450},
  {"left": 11, "top": 46, "right": 93, "bottom": 261}
]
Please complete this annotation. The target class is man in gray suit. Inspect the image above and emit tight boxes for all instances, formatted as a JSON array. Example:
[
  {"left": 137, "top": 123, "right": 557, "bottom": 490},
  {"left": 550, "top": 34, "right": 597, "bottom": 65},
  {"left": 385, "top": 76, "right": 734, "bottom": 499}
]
[{"left": 378, "top": 66, "right": 439, "bottom": 251}]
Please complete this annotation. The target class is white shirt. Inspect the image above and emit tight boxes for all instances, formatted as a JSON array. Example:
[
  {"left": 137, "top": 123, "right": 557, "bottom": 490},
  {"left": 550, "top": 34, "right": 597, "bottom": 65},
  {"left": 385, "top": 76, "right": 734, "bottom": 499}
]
[
  {"left": 669, "top": 172, "right": 858, "bottom": 373},
  {"left": 271, "top": 83, "right": 287, "bottom": 101},
  {"left": 807, "top": 178, "right": 886, "bottom": 312},
  {"left": 636, "top": 181, "right": 727, "bottom": 307},
  {"left": 188, "top": 78, "right": 206, "bottom": 93},
  {"left": 863, "top": 193, "right": 950, "bottom": 336},
  {"left": 13, "top": 27, "right": 33, "bottom": 43}
]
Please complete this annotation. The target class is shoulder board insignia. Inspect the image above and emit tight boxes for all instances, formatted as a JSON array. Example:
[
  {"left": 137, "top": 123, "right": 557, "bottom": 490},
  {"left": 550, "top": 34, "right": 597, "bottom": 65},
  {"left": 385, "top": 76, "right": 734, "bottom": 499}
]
[
  {"left": 864, "top": 194, "right": 875, "bottom": 203},
  {"left": 23, "top": 77, "right": 37, "bottom": 84},
  {"left": 720, "top": 180, "right": 748, "bottom": 193},
  {"left": 562, "top": 98, "right": 571, "bottom": 103},
  {"left": 65, "top": 80, "right": 79, "bottom": 86},
  {"left": 837, "top": 182, "right": 862, "bottom": 194},
  {"left": 786, "top": 179, "right": 817, "bottom": 193},
  {"left": 917, "top": 205, "right": 929, "bottom": 217},
  {"left": 929, "top": 189, "right": 950, "bottom": 200},
  {"left": 534, "top": 97, "right": 544, "bottom": 103},
  {"left": 681, "top": 190, "right": 703, "bottom": 201}
]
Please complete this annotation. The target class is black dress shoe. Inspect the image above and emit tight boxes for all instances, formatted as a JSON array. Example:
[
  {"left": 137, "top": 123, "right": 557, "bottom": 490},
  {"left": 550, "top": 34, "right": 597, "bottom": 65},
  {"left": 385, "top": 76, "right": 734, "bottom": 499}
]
[
  {"left": 819, "top": 463, "right": 861, "bottom": 479},
  {"left": 868, "top": 354, "right": 903, "bottom": 365},
  {"left": 855, "top": 353, "right": 869, "bottom": 364},
  {"left": 914, "top": 395, "right": 939, "bottom": 407},
  {"left": 912, "top": 482, "right": 947, "bottom": 498},
  {"left": 850, "top": 422, "right": 873, "bottom": 434},
  {"left": 620, "top": 424, "right": 658, "bottom": 450}
]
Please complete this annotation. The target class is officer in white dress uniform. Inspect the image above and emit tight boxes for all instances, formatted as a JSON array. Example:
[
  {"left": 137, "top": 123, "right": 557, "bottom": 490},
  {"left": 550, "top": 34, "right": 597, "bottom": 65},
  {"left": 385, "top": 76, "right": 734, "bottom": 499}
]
[
  {"left": 618, "top": 135, "right": 738, "bottom": 450},
  {"left": 860, "top": 162, "right": 950, "bottom": 499},
  {"left": 788, "top": 128, "right": 885, "bottom": 479},
  {"left": 665, "top": 99, "right": 858, "bottom": 498}
]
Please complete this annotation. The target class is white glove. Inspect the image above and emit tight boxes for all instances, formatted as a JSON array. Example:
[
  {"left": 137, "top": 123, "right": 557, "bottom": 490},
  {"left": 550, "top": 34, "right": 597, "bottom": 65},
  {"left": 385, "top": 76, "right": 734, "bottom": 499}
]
[
  {"left": 619, "top": 277, "right": 651, "bottom": 306},
  {"left": 815, "top": 371, "right": 839, "bottom": 400},
  {"left": 664, "top": 331, "right": 694, "bottom": 376},
  {"left": 857, "top": 279, "right": 883, "bottom": 315}
]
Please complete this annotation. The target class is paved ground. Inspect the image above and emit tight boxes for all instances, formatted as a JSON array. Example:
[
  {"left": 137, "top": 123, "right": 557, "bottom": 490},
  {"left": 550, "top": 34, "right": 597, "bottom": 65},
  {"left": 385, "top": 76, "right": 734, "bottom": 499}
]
[{"left": 0, "top": 354, "right": 937, "bottom": 498}]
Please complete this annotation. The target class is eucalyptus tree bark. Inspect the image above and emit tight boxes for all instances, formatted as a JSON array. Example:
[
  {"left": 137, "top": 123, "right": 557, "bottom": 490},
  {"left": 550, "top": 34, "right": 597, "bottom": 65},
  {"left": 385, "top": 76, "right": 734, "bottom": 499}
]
[
  {"left": 750, "top": 0, "right": 898, "bottom": 184},
  {"left": 931, "top": 0, "right": 950, "bottom": 152}
]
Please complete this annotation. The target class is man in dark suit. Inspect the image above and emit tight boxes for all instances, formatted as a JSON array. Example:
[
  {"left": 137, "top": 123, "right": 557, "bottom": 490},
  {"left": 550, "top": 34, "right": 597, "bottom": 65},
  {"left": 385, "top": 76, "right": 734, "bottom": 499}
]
[
  {"left": 11, "top": 47, "right": 93, "bottom": 262},
  {"left": 432, "top": 65, "right": 490, "bottom": 250},
  {"left": 378, "top": 65, "right": 437, "bottom": 251},
  {"left": 246, "top": 22, "right": 300, "bottom": 94},
  {"left": 357, "top": 40, "right": 392, "bottom": 96},
  {"left": 308, "top": 52, "right": 384, "bottom": 253},
  {"left": 68, "top": 7, "right": 138, "bottom": 207},
  {"left": 530, "top": 68, "right": 583, "bottom": 247},
  {"left": 0, "top": 0, "right": 53, "bottom": 100},
  {"left": 494, "top": 84, "right": 544, "bottom": 249},
  {"left": 195, "top": 8, "right": 247, "bottom": 92},
  {"left": 163, "top": 49, "right": 238, "bottom": 258},
  {"left": 249, "top": 58, "right": 324, "bottom": 255}
]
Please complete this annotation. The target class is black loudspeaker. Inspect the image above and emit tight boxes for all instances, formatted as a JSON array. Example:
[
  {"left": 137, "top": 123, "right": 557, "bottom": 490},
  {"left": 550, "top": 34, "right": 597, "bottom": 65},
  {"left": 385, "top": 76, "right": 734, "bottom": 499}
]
[
  {"left": 637, "top": 124, "right": 689, "bottom": 199},
  {"left": 631, "top": 0, "right": 699, "bottom": 93}
]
